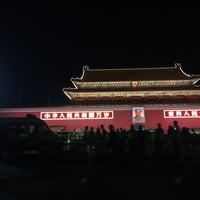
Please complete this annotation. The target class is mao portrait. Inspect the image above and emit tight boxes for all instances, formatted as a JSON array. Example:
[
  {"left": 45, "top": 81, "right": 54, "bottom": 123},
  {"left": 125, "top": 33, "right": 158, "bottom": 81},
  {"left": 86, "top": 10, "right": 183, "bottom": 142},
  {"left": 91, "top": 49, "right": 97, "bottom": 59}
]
[{"left": 132, "top": 107, "right": 145, "bottom": 123}]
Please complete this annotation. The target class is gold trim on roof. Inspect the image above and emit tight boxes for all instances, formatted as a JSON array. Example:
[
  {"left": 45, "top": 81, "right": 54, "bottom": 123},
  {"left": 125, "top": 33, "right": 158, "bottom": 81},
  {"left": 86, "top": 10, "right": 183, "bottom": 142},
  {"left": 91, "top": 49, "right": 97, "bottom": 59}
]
[
  {"left": 63, "top": 89, "right": 200, "bottom": 100},
  {"left": 72, "top": 80, "right": 196, "bottom": 89}
]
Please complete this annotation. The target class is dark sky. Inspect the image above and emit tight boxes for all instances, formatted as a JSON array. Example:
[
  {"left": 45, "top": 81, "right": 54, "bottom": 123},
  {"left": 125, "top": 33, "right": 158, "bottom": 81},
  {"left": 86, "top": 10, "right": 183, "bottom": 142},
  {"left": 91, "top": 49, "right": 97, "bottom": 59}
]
[{"left": 1, "top": 3, "right": 200, "bottom": 107}]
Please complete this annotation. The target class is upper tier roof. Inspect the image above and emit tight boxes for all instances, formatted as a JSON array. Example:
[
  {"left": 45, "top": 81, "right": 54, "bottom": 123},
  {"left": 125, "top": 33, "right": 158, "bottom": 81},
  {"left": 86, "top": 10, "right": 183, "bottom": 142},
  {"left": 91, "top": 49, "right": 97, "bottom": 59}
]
[{"left": 71, "top": 63, "right": 200, "bottom": 82}]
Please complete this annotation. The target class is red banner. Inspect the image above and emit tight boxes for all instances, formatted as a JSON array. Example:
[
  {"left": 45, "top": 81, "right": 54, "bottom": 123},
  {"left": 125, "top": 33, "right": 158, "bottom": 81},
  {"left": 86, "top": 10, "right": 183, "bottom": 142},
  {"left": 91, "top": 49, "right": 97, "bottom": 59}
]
[
  {"left": 40, "top": 111, "right": 113, "bottom": 120},
  {"left": 164, "top": 110, "right": 200, "bottom": 118}
]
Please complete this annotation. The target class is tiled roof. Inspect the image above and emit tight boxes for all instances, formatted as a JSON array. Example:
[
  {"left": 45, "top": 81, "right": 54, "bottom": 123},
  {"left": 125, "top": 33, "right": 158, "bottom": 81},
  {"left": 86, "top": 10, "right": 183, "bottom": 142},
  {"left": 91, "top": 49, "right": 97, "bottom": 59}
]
[
  {"left": 72, "top": 64, "right": 200, "bottom": 82},
  {"left": 63, "top": 86, "right": 200, "bottom": 92}
]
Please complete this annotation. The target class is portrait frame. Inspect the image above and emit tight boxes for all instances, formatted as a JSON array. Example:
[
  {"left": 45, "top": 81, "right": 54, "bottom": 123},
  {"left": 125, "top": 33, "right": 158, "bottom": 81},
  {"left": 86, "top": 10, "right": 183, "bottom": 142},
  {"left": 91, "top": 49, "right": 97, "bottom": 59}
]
[{"left": 132, "top": 107, "right": 145, "bottom": 123}]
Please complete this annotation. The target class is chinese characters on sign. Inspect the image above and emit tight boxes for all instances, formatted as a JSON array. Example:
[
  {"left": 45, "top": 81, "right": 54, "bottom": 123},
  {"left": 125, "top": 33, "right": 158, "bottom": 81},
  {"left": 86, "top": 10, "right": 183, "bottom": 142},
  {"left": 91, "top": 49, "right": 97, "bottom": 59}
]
[
  {"left": 164, "top": 110, "right": 200, "bottom": 118},
  {"left": 40, "top": 111, "right": 113, "bottom": 120}
]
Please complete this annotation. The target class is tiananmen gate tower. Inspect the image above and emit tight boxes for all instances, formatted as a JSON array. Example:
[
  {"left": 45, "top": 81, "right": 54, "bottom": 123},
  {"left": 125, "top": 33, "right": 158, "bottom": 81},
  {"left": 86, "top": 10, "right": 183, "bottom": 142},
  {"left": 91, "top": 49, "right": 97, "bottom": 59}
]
[{"left": 1, "top": 63, "right": 200, "bottom": 133}]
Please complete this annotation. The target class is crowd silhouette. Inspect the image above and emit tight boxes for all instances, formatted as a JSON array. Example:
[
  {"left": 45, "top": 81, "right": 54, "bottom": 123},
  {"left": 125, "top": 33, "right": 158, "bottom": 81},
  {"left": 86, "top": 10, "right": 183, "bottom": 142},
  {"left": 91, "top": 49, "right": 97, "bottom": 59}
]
[{"left": 64, "top": 120, "right": 200, "bottom": 162}]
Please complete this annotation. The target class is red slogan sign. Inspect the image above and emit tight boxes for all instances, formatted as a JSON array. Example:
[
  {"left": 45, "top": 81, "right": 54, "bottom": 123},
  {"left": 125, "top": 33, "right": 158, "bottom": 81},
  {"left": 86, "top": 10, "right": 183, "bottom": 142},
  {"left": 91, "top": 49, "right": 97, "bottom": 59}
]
[
  {"left": 40, "top": 111, "right": 113, "bottom": 120},
  {"left": 164, "top": 110, "right": 200, "bottom": 118}
]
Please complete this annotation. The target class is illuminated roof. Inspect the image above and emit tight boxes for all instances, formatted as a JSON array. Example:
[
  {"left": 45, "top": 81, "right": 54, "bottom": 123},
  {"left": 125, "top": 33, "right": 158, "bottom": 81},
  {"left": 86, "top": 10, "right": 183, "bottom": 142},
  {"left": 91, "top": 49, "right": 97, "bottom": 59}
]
[
  {"left": 72, "top": 63, "right": 200, "bottom": 82},
  {"left": 63, "top": 63, "right": 200, "bottom": 103}
]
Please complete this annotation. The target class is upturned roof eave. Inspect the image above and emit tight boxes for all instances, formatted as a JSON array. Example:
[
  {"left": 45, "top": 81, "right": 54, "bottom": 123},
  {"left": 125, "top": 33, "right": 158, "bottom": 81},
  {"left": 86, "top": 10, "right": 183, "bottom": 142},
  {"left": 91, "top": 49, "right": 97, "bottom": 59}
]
[{"left": 70, "top": 64, "right": 200, "bottom": 82}]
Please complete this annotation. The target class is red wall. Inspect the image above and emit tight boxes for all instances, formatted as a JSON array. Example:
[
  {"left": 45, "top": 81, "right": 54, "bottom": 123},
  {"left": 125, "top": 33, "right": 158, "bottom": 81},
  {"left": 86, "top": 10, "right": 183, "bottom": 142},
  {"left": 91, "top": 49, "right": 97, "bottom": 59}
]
[
  {"left": 1, "top": 105, "right": 200, "bottom": 133},
  {"left": 144, "top": 110, "right": 200, "bottom": 133}
]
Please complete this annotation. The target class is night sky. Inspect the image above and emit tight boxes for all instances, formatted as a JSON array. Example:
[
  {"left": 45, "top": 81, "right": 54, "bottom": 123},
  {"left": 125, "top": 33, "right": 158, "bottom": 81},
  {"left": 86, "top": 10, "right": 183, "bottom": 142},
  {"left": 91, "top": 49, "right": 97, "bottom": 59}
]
[{"left": 1, "top": 4, "right": 200, "bottom": 107}]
